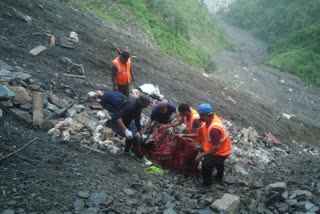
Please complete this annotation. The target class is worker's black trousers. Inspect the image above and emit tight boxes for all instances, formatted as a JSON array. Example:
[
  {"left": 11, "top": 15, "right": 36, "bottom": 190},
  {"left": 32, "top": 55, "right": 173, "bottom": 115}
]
[{"left": 202, "top": 154, "right": 228, "bottom": 185}]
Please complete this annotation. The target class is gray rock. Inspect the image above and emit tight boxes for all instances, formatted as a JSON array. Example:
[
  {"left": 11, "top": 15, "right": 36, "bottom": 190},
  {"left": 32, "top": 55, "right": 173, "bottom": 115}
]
[
  {"left": 302, "top": 201, "right": 319, "bottom": 212},
  {"left": 267, "top": 191, "right": 283, "bottom": 206},
  {"left": 289, "top": 190, "right": 313, "bottom": 200},
  {"left": 163, "top": 208, "right": 177, "bottom": 214},
  {"left": 0, "top": 60, "right": 13, "bottom": 71},
  {"left": 73, "top": 104, "right": 85, "bottom": 113},
  {"left": 10, "top": 108, "right": 32, "bottom": 123},
  {"left": 281, "top": 191, "right": 288, "bottom": 200},
  {"left": 181, "top": 198, "right": 198, "bottom": 210},
  {"left": 199, "top": 197, "right": 214, "bottom": 208},
  {"left": 275, "top": 202, "right": 288, "bottom": 213},
  {"left": 67, "top": 108, "right": 77, "bottom": 117},
  {"left": 77, "top": 191, "right": 90, "bottom": 199},
  {"left": 14, "top": 72, "right": 32, "bottom": 81},
  {"left": 211, "top": 194, "right": 240, "bottom": 214},
  {"left": 268, "top": 182, "right": 287, "bottom": 194},
  {"left": 164, "top": 202, "right": 176, "bottom": 209},
  {"left": 256, "top": 203, "right": 273, "bottom": 214},
  {"left": 162, "top": 192, "right": 175, "bottom": 204},
  {"left": 123, "top": 188, "right": 134, "bottom": 196},
  {"left": 285, "top": 199, "right": 297, "bottom": 207},
  {"left": 59, "top": 37, "right": 74, "bottom": 49},
  {"left": 0, "top": 69, "right": 15, "bottom": 81},
  {"left": 0, "top": 85, "right": 15, "bottom": 101},
  {"left": 79, "top": 208, "right": 98, "bottom": 214},
  {"left": 47, "top": 103, "right": 61, "bottom": 112},
  {"left": 89, "top": 192, "right": 108, "bottom": 206},
  {"left": 234, "top": 164, "right": 249, "bottom": 175},
  {"left": 20, "top": 103, "right": 32, "bottom": 112},
  {"left": 2, "top": 210, "right": 15, "bottom": 214},
  {"left": 73, "top": 199, "right": 85, "bottom": 211},
  {"left": 0, "top": 107, "right": 2, "bottom": 117}
]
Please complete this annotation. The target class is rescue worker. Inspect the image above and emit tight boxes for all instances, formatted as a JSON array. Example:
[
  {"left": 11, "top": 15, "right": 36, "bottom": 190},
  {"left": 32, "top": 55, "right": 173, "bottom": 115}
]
[
  {"left": 161, "top": 103, "right": 205, "bottom": 144},
  {"left": 111, "top": 51, "right": 135, "bottom": 97},
  {"left": 195, "top": 103, "right": 231, "bottom": 186},
  {"left": 145, "top": 102, "right": 176, "bottom": 134},
  {"left": 100, "top": 91, "right": 127, "bottom": 113},
  {"left": 106, "top": 95, "right": 152, "bottom": 165}
]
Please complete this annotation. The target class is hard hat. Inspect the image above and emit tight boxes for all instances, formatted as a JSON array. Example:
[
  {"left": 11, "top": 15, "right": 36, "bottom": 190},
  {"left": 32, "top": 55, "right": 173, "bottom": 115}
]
[{"left": 197, "top": 103, "right": 213, "bottom": 115}]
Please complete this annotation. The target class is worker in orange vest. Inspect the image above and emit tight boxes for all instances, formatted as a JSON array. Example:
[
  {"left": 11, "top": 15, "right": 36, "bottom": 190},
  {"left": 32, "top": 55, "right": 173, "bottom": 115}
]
[
  {"left": 161, "top": 103, "right": 205, "bottom": 144},
  {"left": 196, "top": 103, "right": 231, "bottom": 186},
  {"left": 111, "top": 51, "right": 135, "bottom": 97}
]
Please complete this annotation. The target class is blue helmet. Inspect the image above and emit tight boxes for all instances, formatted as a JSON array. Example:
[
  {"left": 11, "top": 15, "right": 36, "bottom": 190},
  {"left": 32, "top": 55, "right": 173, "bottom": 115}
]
[{"left": 197, "top": 103, "right": 213, "bottom": 114}]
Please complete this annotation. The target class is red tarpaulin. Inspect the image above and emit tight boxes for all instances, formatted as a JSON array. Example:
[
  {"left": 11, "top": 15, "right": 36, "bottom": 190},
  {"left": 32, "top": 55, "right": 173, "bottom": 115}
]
[{"left": 145, "top": 128, "right": 200, "bottom": 176}]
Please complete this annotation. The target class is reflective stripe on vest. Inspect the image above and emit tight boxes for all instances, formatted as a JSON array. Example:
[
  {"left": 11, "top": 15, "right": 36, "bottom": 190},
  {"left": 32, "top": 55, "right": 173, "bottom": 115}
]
[
  {"left": 206, "top": 122, "right": 229, "bottom": 143},
  {"left": 203, "top": 115, "right": 231, "bottom": 156},
  {"left": 185, "top": 109, "right": 205, "bottom": 144},
  {"left": 112, "top": 57, "right": 131, "bottom": 85}
]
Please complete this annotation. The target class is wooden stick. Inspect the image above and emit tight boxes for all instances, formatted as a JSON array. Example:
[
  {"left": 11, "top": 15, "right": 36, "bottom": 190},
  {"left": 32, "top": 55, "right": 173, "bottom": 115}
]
[
  {"left": 81, "top": 145, "right": 106, "bottom": 154},
  {"left": 0, "top": 138, "right": 42, "bottom": 161},
  {"left": 62, "top": 73, "right": 85, "bottom": 78},
  {"left": 105, "top": 39, "right": 121, "bottom": 54}
]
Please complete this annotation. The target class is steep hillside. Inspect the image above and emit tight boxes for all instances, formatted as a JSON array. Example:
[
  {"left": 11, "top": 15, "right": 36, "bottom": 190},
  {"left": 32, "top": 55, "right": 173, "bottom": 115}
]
[
  {"left": 69, "top": 0, "right": 234, "bottom": 72},
  {"left": 1, "top": 0, "right": 320, "bottom": 213},
  {"left": 224, "top": 0, "right": 320, "bottom": 86}
]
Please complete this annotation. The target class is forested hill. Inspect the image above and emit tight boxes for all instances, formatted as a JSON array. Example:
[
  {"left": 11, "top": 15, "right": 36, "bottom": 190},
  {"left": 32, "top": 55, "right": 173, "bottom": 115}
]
[
  {"left": 224, "top": 0, "right": 320, "bottom": 86},
  {"left": 69, "top": 0, "right": 234, "bottom": 72}
]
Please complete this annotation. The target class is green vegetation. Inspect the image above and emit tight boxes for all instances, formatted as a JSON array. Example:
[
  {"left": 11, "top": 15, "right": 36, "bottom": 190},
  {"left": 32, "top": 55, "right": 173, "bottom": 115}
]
[
  {"left": 71, "top": 0, "right": 234, "bottom": 72},
  {"left": 224, "top": 0, "right": 320, "bottom": 86}
]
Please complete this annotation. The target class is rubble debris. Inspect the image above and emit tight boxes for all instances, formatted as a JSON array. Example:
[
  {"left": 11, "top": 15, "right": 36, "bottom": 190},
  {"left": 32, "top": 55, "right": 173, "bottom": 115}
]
[{"left": 29, "top": 45, "right": 47, "bottom": 56}]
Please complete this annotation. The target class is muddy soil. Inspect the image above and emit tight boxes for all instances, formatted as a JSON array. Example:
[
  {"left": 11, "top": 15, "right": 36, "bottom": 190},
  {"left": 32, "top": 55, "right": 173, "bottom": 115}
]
[{"left": 1, "top": 0, "right": 320, "bottom": 213}]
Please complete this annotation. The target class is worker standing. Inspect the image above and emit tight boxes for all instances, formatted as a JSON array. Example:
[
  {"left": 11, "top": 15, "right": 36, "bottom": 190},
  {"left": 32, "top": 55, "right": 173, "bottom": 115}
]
[
  {"left": 195, "top": 103, "right": 231, "bottom": 187},
  {"left": 111, "top": 51, "right": 135, "bottom": 97}
]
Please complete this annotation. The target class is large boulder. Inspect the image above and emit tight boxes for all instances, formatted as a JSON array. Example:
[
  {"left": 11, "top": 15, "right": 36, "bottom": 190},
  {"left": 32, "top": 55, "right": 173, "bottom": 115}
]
[{"left": 211, "top": 194, "right": 240, "bottom": 214}]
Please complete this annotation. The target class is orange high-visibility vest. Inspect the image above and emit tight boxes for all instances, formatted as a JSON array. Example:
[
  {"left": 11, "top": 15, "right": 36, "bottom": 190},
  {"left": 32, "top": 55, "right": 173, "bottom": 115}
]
[
  {"left": 184, "top": 108, "right": 205, "bottom": 144},
  {"left": 112, "top": 57, "right": 131, "bottom": 85},
  {"left": 203, "top": 115, "right": 231, "bottom": 156}
]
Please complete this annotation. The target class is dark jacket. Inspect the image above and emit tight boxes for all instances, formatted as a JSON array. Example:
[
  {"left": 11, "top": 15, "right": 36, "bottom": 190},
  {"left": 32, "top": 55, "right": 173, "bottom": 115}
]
[{"left": 112, "top": 98, "right": 142, "bottom": 131}]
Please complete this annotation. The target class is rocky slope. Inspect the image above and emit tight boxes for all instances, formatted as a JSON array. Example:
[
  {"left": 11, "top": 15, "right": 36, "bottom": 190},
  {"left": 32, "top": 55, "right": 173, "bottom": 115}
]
[{"left": 1, "top": 0, "right": 320, "bottom": 213}]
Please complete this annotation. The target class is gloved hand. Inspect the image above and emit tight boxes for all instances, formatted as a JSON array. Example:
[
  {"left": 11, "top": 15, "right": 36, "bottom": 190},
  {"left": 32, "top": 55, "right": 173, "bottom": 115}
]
[{"left": 124, "top": 129, "right": 133, "bottom": 140}]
